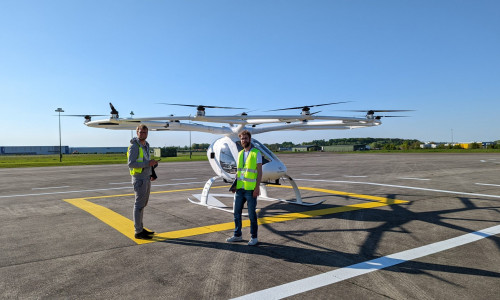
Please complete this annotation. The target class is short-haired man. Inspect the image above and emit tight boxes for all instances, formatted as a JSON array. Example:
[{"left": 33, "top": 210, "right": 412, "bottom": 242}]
[
  {"left": 226, "top": 130, "right": 262, "bottom": 246},
  {"left": 128, "top": 124, "right": 159, "bottom": 240}
]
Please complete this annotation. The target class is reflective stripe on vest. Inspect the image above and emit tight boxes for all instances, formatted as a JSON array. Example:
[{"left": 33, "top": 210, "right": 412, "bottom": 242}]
[
  {"left": 127, "top": 144, "right": 144, "bottom": 175},
  {"left": 236, "top": 148, "right": 259, "bottom": 190}
]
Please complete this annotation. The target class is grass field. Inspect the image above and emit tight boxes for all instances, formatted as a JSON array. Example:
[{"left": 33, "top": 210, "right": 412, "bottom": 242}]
[
  {"left": 1, "top": 149, "right": 498, "bottom": 168},
  {"left": 0, "top": 152, "right": 207, "bottom": 168}
]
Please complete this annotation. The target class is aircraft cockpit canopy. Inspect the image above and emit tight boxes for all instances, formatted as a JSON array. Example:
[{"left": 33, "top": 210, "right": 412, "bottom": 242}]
[{"left": 209, "top": 136, "right": 286, "bottom": 182}]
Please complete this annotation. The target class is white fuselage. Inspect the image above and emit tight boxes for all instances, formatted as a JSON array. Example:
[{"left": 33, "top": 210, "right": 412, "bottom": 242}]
[{"left": 207, "top": 136, "right": 287, "bottom": 183}]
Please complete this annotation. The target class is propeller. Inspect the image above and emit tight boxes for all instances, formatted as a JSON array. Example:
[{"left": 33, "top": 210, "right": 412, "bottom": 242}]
[
  {"left": 267, "top": 101, "right": 351, "bottom": 115},
  {"left": 157, "top": 103, "right": 247, "bottom": 117},
  {"left": 374, "top": 115, "right": 410, "bottom": 120},
  {"left": 343, "top": 110, "right": 414, "bottom": 120},
  {"left": 62, "top": 102, "right": 126, "bottom": 122},
  {"left": 61, "top": 114, "right": 107, "bottom": 122},
  {"left": 157, "top": 103, "right": 245, "bottom": 110},
  {"left": 346, "top": 109, "right": 414, "bottom": 114},
  {"left": 236, "top": 109, "right": 259, "bottom": 116},
  {"left": 267, "top": 101, "right": 350, "bottom": 112}
]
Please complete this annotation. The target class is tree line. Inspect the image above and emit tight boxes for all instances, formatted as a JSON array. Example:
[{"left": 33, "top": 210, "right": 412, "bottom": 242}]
[
  {"left": 159, "top": 138, "right": 500, "bottom": 156},
  {"left": 263, "top": 138, "right": 422, "bottom": 151},
  {"left": 264, "top": 138, "right": 500, "bottom": 151}
]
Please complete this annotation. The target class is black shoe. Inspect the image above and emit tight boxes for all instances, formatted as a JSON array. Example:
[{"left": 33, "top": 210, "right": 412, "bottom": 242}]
[
  {"left": 143, "top": 228, "right": 155, "bottom": 236},
  {"left": 134, "top": 230, "right": 153, "bottom": 240}
]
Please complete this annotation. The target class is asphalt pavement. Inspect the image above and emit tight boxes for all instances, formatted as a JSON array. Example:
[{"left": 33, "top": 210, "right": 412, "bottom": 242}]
[{"left": 1, "top": 153, "right": 499, "bottom": 299}]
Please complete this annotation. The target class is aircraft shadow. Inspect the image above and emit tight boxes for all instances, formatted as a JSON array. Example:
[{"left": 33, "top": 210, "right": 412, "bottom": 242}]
[{"left": 159, "top": 192, "right": 500, "bottom": 281}]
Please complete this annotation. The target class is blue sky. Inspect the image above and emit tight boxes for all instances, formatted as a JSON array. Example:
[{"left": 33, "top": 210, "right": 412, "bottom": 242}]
[{"left": 1, "top": 0, "right": 499, "bottom": 147}]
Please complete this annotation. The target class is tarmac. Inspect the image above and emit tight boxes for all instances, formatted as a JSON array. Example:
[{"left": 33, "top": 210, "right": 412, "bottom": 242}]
[{"left": 1, "top": 152, "right": 499, "bottom": 299}]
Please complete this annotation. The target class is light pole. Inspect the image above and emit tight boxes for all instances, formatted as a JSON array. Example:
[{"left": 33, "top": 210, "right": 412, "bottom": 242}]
[
  {"left": 130, "top": 111, "right": 135, "bottom": 138},
  {"left": 189, "top": 115, "right": 192, "bottom": 159},
  {"left": 55, "top": 108, "right": 64, "bottom": 162}
]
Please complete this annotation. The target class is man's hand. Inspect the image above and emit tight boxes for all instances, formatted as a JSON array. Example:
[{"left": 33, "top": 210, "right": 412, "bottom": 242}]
[
  {"left": 149, "top": 159, "right": 158, "bottom": 167},
  {"left": 253, "top": 185, "right": 260, "bottom": 198}
]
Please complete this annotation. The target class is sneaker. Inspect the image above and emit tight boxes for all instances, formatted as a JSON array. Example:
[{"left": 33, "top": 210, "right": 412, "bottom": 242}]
[
  {"left": 248, "top": 237, "right": 258, "bottom": 246},
  {"left": 226, "top": 235, "right": 243, "bottom": 243},
  {"left": 134, "top": 230, "right": 153, "bottom": 240},
  {"left": 143, "top": 228, "right": 155, "bottom": 236}
]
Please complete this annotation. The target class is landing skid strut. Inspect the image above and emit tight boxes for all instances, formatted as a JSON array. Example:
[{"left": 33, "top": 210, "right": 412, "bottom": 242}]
[{"left": 187, "top": 175, "right": 324, "bottom": 213}]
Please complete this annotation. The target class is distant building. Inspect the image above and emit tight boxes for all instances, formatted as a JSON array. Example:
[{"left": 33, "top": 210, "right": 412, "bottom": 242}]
[
  {"left": 0, "top": 146, "right": 69, "bottom": 155},
  {"left": 420, "top": 143, "right": 440, "bottom": 149},
  {"left": 153, "top": 148, "right": 162, "bottom": 157},
  {"left": 291, "top": 145, "right": 321, "bottom": 152},
  {"left": 420, "top": 142, "right": 486, "bottom": 149},
  {"left": 0, "top": 146, "right": 127, "bottom": 155},
  {"left": 322, "top": 145, "right": 367, "bottom": 152},
  {"left": 70, "top": 147, "right": 128, "bottom": 154}
]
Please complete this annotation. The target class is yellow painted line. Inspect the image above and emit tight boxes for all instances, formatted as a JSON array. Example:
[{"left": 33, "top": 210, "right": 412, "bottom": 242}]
[
  {"left": 64, "top": 185, "right": 408, "bottom": 245},
  {"left": 64, "top": 186, "right": 228, "bottom": 245},
  {"left": 276, "top": 185, "right": 405, "bottom": 204},
  {"left": 64, "top": 197, "right": 147, "bottom": 243}
]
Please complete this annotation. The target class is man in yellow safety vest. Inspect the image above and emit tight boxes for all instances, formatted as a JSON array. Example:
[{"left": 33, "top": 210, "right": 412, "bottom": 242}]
[
  {"left": 127, "top": 124, "right": 159, "bottom": 240},
  {"left": 226, "top": 130, "right": 262, "bottom": 246}
]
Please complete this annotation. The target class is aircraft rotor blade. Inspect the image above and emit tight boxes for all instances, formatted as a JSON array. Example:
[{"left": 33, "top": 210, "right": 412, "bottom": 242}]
[
  {"left": 157, "top": 103, "right": 245, "bottom": 109},
  {"left": 267, "top": 101, "right": 350, "bottom": 112},
  {"left": 63, "top": 114, "right": 107, "bottom": 117},
  {"left": 345, "top": 110, "right": 414, "bottom": 113}
]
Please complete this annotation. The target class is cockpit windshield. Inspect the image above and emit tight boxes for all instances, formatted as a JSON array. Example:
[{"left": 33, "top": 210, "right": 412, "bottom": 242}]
[{"left": 219, "top": 143, "right": 237, "bottom": 174}]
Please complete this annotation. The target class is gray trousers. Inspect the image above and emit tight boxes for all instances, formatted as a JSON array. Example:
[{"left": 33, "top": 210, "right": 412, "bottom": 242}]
[{"left": 133, "top": 178, "right": 151, "bottom": 234}]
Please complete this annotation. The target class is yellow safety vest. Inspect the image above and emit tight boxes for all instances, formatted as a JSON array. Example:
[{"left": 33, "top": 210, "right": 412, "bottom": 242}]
[
  {"left": 127, "top": 144, "right": 144, "bottom": 175},
  {"left": 236, "top": 148, "right": 259, "bottom": 190}
]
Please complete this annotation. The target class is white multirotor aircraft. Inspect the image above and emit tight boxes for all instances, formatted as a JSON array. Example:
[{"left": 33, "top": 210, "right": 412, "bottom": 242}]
[{"left": 81, "top": 102, "right": 410, "bottom": 213}]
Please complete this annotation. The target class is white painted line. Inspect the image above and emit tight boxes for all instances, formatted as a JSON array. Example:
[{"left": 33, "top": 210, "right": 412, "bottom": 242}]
[
  {"left": 301, "top": 173, "right": 320, "bottom": 176},
  {"left": 32, "top": 186, "right": 70, "bottom": 190},
  {"left": 0, "top": 181, "right": 206, "bottom": 199},
  {"left": 296, "top": 179, "right": 500, "bottom": 199},
  {"left": 343, "top": 175, "right": 367, "bottom": 178},
  {"left": 476, "top": 183, "right": 500, "bottom": 187},
  {"left": 399, "top": 177, "right": 431, "bottom": 181},
  {"left": 233, "top": 225, "right": 500, "bottom": 300}
]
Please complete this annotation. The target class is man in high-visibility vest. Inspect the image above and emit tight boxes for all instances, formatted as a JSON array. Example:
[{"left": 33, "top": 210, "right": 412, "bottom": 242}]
[
  {"left": 226, "top": 130, "right": 262, "bottom": 246},
  {"left": 127, "top": 124, "right": 159, "bottom": 240}
]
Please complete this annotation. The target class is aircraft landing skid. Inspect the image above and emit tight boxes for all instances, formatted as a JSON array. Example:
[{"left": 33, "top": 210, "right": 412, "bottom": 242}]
[
  {"left": 258, "top": 175, "right": 325, "bottom": 206},
  {"left": 187, "top": 175, "right": 324, "bottom": 212},
  {"left": 187, "top": 176, "right": 236, "bottom": 213}
]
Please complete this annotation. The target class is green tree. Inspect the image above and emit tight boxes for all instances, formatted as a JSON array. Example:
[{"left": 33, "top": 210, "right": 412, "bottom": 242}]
[
  {"left": 383, "top": 143, "right": 398, "bottom": 150},
  {"left": 401, "top": 141, "right": 410, "bottom": 150},
  {"left": 470, "top": 143, "right": 482, "bottom": 149}
]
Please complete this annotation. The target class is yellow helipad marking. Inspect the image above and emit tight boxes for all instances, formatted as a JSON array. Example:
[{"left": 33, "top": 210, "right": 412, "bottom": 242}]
[{"left": 64, "top": 185, "right": 408, "bottom": 245}]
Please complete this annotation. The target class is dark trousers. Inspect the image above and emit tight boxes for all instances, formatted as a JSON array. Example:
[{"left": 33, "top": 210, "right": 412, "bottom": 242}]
[{"left": 233, "top": 189, "right": 258, "bottom": 238}]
